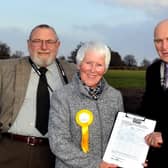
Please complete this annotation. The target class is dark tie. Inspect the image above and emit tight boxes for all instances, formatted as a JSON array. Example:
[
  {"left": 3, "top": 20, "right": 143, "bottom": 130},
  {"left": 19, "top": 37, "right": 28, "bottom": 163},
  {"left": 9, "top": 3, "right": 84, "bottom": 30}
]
[
  {"left": 166, "top": 64, "right": 168, "bottom": 88},
  {"left": 36, "top": 67, "right": 50, "bottom": 135}
]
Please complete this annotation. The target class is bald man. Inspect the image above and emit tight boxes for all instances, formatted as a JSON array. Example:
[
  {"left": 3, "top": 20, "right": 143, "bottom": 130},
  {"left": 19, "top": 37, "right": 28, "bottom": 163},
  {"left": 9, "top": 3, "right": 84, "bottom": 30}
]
[{"left": 140, "top": 19, "right": 168, "bottom": 168}]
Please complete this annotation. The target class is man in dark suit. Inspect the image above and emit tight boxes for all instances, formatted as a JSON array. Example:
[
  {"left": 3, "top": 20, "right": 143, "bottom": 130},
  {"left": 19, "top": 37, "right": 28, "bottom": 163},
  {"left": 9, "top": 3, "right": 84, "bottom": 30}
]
[
  {"left": 140, "top": 19, "right": 168, "bottom": 168},
  {"left": 0, "top": 24, "right": 76, "bottom": 168}
]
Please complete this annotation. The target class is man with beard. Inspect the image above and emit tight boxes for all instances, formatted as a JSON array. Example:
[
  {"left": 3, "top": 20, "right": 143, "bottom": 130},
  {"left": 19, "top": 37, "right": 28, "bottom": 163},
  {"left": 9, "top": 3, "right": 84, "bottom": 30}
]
[{"left": 0, "top": 24, "right": 76, "bottom": 168}]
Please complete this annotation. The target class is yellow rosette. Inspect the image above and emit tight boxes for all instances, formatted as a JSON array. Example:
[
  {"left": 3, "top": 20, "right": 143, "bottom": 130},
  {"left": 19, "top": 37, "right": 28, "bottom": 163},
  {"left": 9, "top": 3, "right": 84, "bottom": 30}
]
[{"left": 76, "top": 109, "right": 93, "bottom": 153}]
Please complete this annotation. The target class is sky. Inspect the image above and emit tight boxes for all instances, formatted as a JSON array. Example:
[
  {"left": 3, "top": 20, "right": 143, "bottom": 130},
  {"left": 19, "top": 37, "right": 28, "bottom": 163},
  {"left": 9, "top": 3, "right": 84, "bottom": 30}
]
[{"left": 0, "top": 0, "right": 168, "bottom": 65}]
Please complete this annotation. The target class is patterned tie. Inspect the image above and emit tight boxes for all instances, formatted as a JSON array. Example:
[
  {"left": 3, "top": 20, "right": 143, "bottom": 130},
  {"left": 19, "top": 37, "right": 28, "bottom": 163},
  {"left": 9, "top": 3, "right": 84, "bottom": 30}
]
[
  {"left": 36, "top": 67, "right": 50, "bottom": 135},
  {"left": 166, "top": 64, "right": 168, "bottom": 88}
]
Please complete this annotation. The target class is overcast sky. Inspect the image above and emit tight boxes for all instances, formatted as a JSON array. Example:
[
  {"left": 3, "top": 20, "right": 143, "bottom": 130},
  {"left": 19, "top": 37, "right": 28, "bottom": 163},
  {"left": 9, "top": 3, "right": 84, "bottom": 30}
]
[{"left": 0, "top": 0, "right": 168, "bottom": 64}]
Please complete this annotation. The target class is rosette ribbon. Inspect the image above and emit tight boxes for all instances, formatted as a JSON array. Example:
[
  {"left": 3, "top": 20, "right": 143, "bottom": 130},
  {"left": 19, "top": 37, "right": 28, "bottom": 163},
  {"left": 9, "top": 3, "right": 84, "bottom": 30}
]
[{"left": 76, "top": 109, "right": 93, "bottom": 153}]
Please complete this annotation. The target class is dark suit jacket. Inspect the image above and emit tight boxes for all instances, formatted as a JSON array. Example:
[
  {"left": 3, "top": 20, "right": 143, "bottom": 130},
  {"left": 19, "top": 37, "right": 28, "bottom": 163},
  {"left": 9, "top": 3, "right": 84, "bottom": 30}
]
[
  {"left": 0, "top": 56, "right": 76, "bottom": 132},
  {"left": 140, "top": 59, "right": 168, "bottom": 167}
]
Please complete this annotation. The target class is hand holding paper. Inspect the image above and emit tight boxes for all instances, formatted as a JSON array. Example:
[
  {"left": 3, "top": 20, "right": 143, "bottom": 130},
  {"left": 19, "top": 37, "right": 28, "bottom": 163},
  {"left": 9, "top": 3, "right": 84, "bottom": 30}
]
[{"left": 103, "top": 112, "right": 156, "bottom": 168}]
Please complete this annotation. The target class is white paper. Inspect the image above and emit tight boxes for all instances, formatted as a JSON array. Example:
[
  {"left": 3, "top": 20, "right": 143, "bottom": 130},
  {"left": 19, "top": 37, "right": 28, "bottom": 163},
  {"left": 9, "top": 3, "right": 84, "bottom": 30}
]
[{"left": 103, "top": 112, "right": 156, "bottom": 168}]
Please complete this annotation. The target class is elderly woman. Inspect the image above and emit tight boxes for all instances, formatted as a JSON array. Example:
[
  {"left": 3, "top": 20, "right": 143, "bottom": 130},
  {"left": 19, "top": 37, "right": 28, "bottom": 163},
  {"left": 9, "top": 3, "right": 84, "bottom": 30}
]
[{"left": 48, "top": 41, "right": 124, "bottom": 168}]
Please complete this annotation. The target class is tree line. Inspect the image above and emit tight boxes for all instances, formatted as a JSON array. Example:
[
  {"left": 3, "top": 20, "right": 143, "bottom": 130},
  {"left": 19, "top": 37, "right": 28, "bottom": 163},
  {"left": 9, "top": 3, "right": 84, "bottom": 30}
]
[
  {"left": 64, "top": 42, "right": 154, "bottom": 69},
  {"left": 0, "top": 41, "right": 155, "bottom": 69},
  {"left": 0, "top": 41, "right": 24, "bottom": 59}
]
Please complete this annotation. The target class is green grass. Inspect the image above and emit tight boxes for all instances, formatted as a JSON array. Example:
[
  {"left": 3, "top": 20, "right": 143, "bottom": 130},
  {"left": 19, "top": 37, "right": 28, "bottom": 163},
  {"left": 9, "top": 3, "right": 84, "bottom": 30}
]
[{"left": 104, "top": 70, "right": 146, "bottom": 89}]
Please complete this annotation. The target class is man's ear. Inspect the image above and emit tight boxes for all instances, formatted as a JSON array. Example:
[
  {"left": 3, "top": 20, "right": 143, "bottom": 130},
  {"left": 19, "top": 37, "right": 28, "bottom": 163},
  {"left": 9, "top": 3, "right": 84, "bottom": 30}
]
[
  {"left": 77, "top": 64, "right": 80, "bottom": 70},
  {"left": 57, "top": 40, "right": 61, "bottom": 47}
]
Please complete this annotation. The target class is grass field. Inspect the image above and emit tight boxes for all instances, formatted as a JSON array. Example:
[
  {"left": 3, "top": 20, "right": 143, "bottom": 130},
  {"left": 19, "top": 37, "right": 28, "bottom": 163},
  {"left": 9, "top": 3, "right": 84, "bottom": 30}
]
[{"left": 104, "top": 69, "right": 146, "bottom": 89}]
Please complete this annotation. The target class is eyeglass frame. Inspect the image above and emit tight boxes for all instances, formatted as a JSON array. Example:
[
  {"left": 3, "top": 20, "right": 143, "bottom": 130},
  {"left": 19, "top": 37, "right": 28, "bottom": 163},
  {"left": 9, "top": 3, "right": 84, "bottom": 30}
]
[{"left": 29, "top": 38, "right": 59, "bottom": 47}]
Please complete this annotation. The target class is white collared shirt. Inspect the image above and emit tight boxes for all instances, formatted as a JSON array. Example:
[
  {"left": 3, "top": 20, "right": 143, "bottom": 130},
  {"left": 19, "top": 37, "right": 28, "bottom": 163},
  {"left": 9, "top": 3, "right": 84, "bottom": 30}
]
[{"left": 8, "top": 62, "right": 63, "bottom": 137}]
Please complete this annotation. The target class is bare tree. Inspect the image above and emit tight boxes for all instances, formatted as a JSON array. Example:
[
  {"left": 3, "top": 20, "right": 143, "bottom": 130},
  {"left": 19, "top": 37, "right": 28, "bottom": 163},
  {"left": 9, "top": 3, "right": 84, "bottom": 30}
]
[
  {"left": 11, "top": 50, "right": 24, "bottom": 58},
  {"left": 109, "top": 49, "right": 124, "bottom": 67},
  {"left": 0, "top": 42, "right": 10, "bottom": 59},
  {"left": 67, "top": 42, "right": 84, "bottom": 63},
  {"left": 123, "top": 54, "right": 137, "bottom": 67},
  {"left": 140, "top": 59, "right": 151, "bottom": 68}
]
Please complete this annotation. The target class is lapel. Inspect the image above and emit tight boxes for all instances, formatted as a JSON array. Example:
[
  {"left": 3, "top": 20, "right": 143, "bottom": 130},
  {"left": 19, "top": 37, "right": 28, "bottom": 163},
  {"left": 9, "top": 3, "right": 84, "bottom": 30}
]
[{"left": 13, "top": 57, "right": 31, "bottom": 115}]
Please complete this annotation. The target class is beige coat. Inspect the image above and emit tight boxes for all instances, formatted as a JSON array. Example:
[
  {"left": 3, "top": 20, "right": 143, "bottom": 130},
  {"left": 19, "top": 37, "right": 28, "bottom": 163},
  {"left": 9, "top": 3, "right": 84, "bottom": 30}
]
[{"left": 0, "top": 57, "right": 76, "bottom": 132}]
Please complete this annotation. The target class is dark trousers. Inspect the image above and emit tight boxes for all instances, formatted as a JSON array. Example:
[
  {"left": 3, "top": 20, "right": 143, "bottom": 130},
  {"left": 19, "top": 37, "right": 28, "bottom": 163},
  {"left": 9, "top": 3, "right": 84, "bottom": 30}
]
[
  {"left": 0, "top": 136, "right": 55, "bottom": 168},
  {"left": 147, "top": 147, "right": 166, "bottom": 168}
]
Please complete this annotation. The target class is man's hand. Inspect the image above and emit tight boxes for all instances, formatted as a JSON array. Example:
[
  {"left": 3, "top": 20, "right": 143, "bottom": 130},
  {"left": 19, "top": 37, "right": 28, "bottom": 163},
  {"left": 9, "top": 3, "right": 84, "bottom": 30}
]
[{"left": 145, "top": 132, "right": 163, "bottom": 148}]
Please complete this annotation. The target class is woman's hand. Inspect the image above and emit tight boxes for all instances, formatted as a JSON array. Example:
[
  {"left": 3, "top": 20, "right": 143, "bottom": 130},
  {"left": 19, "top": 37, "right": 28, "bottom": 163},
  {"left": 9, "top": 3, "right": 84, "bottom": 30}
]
[
  {"left": 99, "top": 161, "right": 118, "bottom": 168},
  {"left": 100, "top": 160, "right": 148, "bottom": 168}
]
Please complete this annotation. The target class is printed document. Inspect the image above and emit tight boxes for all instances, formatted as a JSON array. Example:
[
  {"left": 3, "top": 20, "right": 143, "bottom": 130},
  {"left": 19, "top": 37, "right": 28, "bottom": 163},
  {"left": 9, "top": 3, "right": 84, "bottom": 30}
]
[{"left": 103, "top": 112, "right": 156, "bottom": 168}]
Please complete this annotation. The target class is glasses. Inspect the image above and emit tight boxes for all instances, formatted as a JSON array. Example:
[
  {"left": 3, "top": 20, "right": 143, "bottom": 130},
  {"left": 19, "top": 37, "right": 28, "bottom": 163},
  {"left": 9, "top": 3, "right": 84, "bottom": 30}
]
[{"left": 30, "top": 39, "right": 58, "bottom": 47}]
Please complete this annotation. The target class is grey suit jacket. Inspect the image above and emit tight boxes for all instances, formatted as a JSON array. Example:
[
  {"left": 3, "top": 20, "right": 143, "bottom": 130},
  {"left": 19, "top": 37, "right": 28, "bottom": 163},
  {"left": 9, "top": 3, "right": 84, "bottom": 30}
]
[{"left": 0, "top": 56, "right": 76, "bottom": 132}]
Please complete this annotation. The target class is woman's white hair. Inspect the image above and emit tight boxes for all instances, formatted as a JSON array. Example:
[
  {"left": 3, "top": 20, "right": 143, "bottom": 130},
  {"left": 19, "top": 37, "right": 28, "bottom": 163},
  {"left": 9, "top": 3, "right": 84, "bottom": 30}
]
[{"left": 76, "top": 41, "right": 111, "bottom": 70}]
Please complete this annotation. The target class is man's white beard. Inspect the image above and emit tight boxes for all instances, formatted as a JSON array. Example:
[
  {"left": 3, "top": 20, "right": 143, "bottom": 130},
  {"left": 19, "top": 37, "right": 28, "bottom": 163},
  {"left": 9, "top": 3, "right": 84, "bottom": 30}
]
[{"left": 31, "top": 55, "right": 55, "bottom": 67}]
